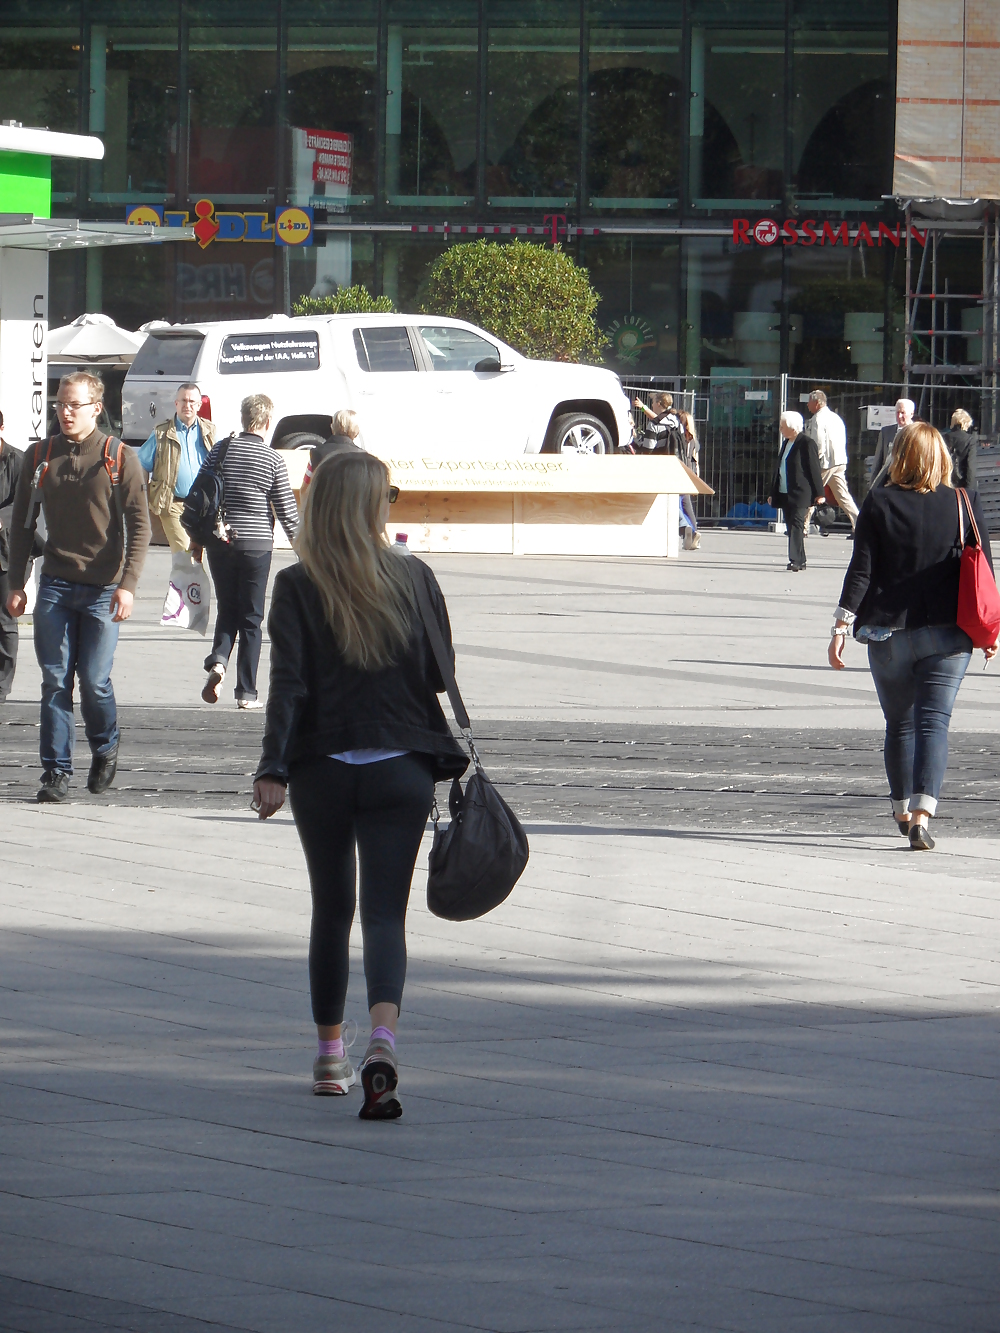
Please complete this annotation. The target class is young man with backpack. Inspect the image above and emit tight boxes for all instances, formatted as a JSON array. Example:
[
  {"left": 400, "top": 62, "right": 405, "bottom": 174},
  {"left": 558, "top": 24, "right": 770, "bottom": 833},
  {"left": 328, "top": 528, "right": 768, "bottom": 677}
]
[{"left": 5, "top": 371, "right": 151, "bottom": 802}]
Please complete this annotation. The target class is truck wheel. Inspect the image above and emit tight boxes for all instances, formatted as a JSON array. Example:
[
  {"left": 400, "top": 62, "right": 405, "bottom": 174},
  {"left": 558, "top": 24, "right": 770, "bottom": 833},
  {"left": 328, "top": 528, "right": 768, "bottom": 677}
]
[
  {"left": 550, "top": 413, "right": 611, "bottom": 455},
  {"left": 276, "top": 431, "right": 326, "bottom": 451}
]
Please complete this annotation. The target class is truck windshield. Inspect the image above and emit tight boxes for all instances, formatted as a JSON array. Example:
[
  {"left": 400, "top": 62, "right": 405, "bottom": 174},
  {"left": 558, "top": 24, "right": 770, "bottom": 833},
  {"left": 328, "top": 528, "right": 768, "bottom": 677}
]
[{"left": 130, "top": 335, "right": 204, "bottom": 378}]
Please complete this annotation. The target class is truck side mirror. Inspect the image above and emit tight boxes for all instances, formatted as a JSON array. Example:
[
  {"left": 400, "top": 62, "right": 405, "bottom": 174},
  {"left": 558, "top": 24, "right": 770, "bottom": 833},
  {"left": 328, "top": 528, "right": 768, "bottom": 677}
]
[{"left": 474, "top": 358, "right": 503, "bottom": 373}]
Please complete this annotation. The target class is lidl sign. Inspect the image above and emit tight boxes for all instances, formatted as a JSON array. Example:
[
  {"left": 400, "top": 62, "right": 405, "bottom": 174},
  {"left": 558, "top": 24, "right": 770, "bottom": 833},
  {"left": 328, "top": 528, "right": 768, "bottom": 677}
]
[{"left": 126, "top": 200, "right": 312, "bottom": 248}]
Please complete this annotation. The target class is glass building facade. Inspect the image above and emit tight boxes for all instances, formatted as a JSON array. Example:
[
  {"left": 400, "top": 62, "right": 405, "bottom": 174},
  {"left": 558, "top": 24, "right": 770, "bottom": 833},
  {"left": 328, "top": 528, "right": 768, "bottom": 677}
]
[{"left": 1, "top": 0, "right": 901, "bottom": 379}]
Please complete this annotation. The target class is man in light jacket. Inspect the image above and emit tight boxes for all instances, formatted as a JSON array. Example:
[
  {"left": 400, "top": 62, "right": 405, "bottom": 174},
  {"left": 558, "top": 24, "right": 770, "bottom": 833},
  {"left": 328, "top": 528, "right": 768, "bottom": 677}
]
[
  {"left": 136, "top": 382, "right": 216, "bottom": 553},
  {"left": 804, "top": 389, "right": 858, "bottom": 535}
]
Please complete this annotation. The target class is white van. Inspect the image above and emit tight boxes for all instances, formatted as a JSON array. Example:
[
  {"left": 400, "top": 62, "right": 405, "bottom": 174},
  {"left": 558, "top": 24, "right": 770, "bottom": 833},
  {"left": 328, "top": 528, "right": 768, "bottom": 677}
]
[{"left": 122, "top": 313, "right": 634, "bottom": 457}]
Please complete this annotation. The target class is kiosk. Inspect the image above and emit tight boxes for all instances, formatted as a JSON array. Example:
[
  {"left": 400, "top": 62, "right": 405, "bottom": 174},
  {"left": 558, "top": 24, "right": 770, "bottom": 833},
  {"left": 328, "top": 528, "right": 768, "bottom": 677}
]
[
  {"left": 0, "top": 123, "right": 191, "bottom": 453},
  {"left": 277, "top": 451, "right": 713, "bottom": 559}
]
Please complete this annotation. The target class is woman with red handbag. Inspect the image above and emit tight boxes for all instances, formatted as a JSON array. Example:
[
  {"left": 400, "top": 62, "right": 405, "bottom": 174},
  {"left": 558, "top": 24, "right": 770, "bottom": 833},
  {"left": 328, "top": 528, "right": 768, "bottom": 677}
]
[{"left": 829, "top": 422, "right": 1000, "bottom": 850}]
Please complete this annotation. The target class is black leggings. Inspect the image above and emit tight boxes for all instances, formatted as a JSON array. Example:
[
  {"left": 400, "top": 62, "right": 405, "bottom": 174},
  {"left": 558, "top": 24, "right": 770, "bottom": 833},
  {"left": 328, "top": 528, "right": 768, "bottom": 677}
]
[{"left": 288, "top": 754, "right": 435, "bottom": 1026}]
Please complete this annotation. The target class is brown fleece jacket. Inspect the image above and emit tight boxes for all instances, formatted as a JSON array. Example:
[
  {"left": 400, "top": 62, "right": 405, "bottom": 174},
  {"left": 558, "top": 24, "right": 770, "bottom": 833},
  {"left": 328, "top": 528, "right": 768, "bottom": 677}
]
[{"left": 9, "top": 429, "right": 151, "bottom": 594}]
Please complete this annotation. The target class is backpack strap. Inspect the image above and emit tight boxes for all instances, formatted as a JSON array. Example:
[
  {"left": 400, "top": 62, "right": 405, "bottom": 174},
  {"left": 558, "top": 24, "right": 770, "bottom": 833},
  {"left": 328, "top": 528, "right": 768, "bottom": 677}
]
[
  {"left": 102, "top": 437, "right": 126, "bottom": 526},
  {"left": 23, "top": 436, "right": 57, "bottom": 530}
]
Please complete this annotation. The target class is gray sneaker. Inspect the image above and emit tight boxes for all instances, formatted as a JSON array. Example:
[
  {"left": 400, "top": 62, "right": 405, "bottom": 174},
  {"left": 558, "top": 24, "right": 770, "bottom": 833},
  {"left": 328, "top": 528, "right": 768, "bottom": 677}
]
[
  {"left": 312, "top": 1053, "right": 357, "bottom": 1096},
  {"left": 358, "top": 1036, "right": 402, "bottom": 1120}
]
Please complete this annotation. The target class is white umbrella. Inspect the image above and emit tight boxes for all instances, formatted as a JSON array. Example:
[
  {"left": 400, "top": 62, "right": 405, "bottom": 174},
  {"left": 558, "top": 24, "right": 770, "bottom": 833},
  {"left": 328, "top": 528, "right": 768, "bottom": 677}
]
[{"left": 47, "top": 313, "right": 146, "bottom": 365}]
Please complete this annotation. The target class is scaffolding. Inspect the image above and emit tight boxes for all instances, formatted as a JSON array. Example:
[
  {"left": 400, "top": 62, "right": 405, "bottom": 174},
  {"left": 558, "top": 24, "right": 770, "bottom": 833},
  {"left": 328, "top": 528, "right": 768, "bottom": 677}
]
[{"left": 903, "top": 200, "right": 1000, "bottom": 439}]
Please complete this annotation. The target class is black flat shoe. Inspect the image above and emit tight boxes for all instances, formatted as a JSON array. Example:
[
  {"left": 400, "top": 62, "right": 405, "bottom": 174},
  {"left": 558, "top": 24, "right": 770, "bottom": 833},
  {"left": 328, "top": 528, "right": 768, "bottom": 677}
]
[
  {"left": 909, "top": 824, "right": 935, "bottom": 851},
  {"left": 896, "top": 818, "right": 911, "bottom": 837},
  {"left": 88, "top": 743, "right": 119, "bottom": 795}
]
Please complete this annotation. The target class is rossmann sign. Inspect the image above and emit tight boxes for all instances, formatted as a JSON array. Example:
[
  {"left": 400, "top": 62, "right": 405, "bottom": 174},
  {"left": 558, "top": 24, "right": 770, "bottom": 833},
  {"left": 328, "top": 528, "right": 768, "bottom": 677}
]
[{"left": 733, "top": 218, "right": 928, "bottom": 247}]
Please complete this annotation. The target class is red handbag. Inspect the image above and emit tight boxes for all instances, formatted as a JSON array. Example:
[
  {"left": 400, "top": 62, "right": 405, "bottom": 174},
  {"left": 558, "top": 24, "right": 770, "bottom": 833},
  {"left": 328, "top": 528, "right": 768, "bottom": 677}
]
[{"left": 956, "top": 487, "right": 1000, "bottom": 649}]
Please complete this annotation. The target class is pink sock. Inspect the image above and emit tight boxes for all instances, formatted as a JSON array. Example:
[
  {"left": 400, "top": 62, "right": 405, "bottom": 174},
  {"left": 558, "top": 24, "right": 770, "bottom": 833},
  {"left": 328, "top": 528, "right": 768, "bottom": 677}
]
[
  {"left": 371, "top": 1025, "right": 395, "bottom": 1049},
  {"left": 318, "top": 1037, "right": 345, "bottom": 1059}
]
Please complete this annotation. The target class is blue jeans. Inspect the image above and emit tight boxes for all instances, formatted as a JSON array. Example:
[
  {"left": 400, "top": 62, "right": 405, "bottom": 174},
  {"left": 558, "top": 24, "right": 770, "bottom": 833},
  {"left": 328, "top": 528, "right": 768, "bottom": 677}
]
[
  {"left": 867, "top": 624, "right": 972, "bottom": 817},
  {"left": 33, "top": 576, "right": 120, "bottom": 774}
]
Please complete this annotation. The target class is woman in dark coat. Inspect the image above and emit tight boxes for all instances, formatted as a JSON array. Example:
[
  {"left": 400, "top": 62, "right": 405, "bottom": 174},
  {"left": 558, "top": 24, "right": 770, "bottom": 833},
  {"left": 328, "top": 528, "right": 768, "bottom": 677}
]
[
  {"left": 767, "top": 410, "right": 826, "bottom": 572},
  {"left": 944, "top": 408, "right": 978, "bottom": 491},
  {"left": 829, "top": 422, "right": 998, "bottom": 850},
  {"left": 253, "top": 451, "right": 466, "bottom": 1119}
]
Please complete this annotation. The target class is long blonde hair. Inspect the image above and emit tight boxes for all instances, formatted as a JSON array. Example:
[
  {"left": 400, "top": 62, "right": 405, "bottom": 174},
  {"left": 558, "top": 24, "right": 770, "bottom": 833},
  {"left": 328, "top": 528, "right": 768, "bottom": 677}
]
[
  {"left": 296, "top": 452, "right": 413, "bottom": 669},
  {"left": 677, "top": 409, "right": 699, "bottom": 471},
  {"left": 888, "top": 421, "right": 953, "bottom": 493}
]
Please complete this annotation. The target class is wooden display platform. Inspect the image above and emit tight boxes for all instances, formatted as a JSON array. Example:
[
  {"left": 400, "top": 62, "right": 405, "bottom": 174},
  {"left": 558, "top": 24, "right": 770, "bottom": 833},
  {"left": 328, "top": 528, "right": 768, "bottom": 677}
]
[{"left": 276, "top": 452, "right": 713, "bottom": 559}]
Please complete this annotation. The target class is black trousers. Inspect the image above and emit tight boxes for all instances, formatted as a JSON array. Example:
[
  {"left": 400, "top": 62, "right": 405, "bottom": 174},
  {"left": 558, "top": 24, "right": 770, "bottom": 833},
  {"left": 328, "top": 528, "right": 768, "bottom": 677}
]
[
  {"left": 781, "top": 501, "right": 808, "bottom": 569},
  {"left": 204, "top": 543, "right": 271, "bottom": 701},
  {"left": 289, "top": 754, "right": 435, "bottom": 1026},
  {"left": 0, "top": 569, "right": 19, "bottom": 700}
]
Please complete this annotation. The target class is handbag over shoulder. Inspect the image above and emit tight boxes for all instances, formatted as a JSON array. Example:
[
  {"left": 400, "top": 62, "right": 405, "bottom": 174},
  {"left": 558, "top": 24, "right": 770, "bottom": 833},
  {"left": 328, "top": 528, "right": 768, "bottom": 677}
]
[
  {"left": 956, "top": 487, "right": 1000, "bottom": 650},
  {"left": 406, "top": 557, "right": 529, "bottom": 922}
]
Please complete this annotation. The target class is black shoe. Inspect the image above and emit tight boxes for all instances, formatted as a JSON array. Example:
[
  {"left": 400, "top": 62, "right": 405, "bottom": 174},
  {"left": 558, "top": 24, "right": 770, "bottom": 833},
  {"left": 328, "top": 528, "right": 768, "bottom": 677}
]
[
  {"left": 88, "top": 743, "right": 119, "bottom": 795},
  {"left": 909, "top": 824, "right": 935, "bottom": 851},
  {"left": 786, "top": 563, "right": 805, "bottom": 572},
  {"left": 37, "top": 769, "right": 71, "bottom": 803},
  {"left": 896, "top": 817, "right": 911, "bottom": 837}
]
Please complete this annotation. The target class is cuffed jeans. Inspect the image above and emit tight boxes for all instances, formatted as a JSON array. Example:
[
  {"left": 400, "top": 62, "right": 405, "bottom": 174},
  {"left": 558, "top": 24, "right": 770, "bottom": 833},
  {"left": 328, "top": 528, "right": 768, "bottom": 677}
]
[
  {"left": 867, "top": 624, "right": 973, "bottom": 816},
  {"left": 204, "top": 543, "right": 271, "bottom": 701},
  {"left": 33, "top": 575, "right": 120, "bottom": 774}
]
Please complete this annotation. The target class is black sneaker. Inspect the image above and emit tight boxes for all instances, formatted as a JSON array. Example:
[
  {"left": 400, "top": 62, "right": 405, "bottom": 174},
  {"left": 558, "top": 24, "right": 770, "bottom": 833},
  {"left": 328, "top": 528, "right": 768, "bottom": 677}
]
[
  {"left": 88, "top": 744, "right": 119, "bottom": 795},
  {"left": 37, "top": 770, "right": 71, "bottom": 803}
]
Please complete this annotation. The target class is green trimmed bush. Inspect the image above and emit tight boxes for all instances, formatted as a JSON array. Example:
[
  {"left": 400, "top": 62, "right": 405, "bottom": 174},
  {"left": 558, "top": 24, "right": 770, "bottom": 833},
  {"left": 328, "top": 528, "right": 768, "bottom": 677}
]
[
  {"left": 421, "top": 240, "right": 607, "bottom": 362},
  {"left": 293, "top": 285, "right": 395, "bottom": 316}
]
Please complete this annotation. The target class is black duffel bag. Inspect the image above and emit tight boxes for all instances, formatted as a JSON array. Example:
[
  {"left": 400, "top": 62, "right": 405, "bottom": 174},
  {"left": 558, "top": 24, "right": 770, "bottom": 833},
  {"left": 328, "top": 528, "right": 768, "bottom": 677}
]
[
  {"left": 407, "top": 558, "right": 529, "bottom": 921},
  {"left": 181, "top": 437, "right": 232, "bottom": 545}
]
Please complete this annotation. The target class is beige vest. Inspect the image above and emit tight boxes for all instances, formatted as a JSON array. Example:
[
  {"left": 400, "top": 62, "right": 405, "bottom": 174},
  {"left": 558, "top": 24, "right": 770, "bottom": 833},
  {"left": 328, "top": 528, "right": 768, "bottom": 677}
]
[{"left": 147, "top": 416, "right": 217, "bottom": 514}]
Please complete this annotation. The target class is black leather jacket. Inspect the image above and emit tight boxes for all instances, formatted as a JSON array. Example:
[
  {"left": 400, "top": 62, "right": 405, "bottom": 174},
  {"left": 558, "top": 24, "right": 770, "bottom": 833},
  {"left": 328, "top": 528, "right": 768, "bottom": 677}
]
[{"left": 255, "top": 557, "right": 468, "bottom": 785}]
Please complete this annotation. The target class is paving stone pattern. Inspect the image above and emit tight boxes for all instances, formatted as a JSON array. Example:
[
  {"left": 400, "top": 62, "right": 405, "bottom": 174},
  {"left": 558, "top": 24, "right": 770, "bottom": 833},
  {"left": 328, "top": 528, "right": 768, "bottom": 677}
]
[
  {"left": 3, "top": 704, "right": 1000, "bottom": 835},
  {"left": 2, "top": 805, "right": 998, "bottom": 1332}
]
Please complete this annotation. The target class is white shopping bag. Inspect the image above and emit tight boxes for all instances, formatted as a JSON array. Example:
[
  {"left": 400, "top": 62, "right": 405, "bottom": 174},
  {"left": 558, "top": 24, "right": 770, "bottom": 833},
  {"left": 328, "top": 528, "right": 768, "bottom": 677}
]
[{"left": 160, "top": 551, "right": 211, "bottom": 635}]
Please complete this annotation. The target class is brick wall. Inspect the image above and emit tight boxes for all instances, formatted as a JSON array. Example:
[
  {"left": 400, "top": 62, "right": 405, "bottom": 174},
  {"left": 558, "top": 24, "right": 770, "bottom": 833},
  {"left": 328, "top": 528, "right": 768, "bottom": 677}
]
[{"left": 893, "top": 0, "right": 1000, "bottom": 198}]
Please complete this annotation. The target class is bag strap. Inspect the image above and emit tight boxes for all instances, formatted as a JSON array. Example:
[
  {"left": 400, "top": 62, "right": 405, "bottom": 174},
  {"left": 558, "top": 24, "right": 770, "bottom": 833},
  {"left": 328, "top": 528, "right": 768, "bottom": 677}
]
[
  {"left": 957, "top": 486, "right": 981, "bottom": 550},
  {"left": 102, "top": 437, "right": 125, "bottom": 526},
  {"left": 24, "top": 436, "right": 56, "bottom": 529},
  {"left": 406, "top": 557, "right": 481, "bottom": 769}
]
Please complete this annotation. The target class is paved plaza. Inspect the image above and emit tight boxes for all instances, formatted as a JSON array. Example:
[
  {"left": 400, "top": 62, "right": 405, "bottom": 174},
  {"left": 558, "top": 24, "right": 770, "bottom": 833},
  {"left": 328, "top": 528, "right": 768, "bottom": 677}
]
[{"left": 2, "top": 534, "right": 999, "bottom": 1331}]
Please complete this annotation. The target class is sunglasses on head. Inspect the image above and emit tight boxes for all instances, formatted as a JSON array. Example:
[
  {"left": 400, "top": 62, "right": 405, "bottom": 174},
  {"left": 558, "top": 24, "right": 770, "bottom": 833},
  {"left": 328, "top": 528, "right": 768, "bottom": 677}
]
[{"left": 388, "top": 485, "right": 399, "bottom": 504}]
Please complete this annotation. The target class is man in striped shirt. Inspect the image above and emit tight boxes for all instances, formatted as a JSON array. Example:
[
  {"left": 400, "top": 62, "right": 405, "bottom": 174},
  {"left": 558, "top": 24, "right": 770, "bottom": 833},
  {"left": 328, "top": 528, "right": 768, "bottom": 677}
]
[{"left": 202, "top": 393, "right": 298, "bottom": 710}]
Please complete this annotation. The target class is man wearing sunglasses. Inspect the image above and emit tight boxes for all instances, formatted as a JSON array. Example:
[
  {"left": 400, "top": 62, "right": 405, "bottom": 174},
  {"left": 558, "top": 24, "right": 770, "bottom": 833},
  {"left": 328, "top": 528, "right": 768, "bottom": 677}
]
[{"left": 6, "top": 372, "right": 151, "bottom": 802}]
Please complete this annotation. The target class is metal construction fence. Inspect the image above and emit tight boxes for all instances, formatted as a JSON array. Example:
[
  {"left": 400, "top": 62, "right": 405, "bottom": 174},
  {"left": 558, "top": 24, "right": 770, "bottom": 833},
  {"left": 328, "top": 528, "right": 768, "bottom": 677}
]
[{"left": 622, "top": 375, "right": 1000, "bottom": 531}]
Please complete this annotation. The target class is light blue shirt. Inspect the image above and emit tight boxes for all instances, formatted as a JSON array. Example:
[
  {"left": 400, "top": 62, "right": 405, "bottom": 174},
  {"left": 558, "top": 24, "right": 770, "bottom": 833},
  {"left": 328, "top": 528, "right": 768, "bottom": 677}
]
[
  {"left": 137, "top": 416, "right": 208, "bottom": 499},
  {"left": 778, "top": 437, "right": 795, "bottom": 494}
]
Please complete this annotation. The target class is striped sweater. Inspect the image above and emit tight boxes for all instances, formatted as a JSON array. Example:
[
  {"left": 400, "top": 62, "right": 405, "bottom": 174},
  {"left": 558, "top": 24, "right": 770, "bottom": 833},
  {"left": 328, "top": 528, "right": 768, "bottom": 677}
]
[{"left": 215, "top": 433, "right": 298, "bottom": 550}]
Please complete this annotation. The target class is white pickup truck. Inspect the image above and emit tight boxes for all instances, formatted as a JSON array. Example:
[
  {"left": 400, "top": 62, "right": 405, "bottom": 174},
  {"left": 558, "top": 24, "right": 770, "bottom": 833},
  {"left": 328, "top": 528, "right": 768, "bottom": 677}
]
[{"left": 121, "top": 313, "right": 633, "bottom": 457}]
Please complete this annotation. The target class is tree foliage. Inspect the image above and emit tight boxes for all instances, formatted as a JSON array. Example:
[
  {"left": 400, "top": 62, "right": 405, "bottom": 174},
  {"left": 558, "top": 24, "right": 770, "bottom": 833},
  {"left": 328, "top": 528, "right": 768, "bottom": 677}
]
[
  {"left": 292, "top": 285, "right": 395, "bottom": 316},
  {"left": 420, "top": 240, "right": 607, "bottom": 362}
]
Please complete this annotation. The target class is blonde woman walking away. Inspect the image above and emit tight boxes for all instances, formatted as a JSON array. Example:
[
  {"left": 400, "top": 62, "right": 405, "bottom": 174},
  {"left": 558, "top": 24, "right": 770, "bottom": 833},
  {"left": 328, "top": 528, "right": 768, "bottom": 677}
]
[
  {"left": 252, "top": 452, "right": 466, "bottom": 1119},
  {"left": 829, "top": 422, "right": 998, "bottom": 850}
]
